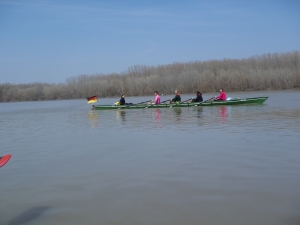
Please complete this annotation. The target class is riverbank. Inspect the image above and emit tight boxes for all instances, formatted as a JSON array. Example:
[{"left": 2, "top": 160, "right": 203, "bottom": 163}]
[{"left": 1, "top": 51, "right": 299, "bottom": 102}]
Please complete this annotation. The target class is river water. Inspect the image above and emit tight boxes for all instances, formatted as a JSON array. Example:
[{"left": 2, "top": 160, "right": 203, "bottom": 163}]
[{"left": 0, "top": 90, "right": 299, "bottom": 225}]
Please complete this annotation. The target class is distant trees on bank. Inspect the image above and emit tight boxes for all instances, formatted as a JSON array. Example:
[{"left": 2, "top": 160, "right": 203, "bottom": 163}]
[{"left": 1, "top": 51, "right": 299, "bottom": 102}]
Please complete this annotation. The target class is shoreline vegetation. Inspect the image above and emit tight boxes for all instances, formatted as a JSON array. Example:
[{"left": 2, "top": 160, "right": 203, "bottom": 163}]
[{"left": 1, "top": 51, "right": 300, "bottom": 102}]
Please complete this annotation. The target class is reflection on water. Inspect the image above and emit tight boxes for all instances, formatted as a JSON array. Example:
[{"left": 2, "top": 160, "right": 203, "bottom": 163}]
[
  {"left": 196, "top": 107, "right": 203, "bottom": 118},
  {"left": 173, "top": 108, "right": 181, "bottom": 121},
  {"left": 156, "top": 109, "right": 161, "bottom": 123},
  {"left": 87, "top": 111, "right": 98, "bottom": 128},
  {"left": 120, "top": 111, "right": 126, "bottom": 122},
  {"left": 116, "top": 110, "right": 126, "bottom": 122},
  {"left": 219, "top": 106, "right": 227, "bottom": 123}
]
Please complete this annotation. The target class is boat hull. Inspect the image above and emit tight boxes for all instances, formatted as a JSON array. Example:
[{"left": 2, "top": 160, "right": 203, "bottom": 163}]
[{"left": 93, "top": 97, "right": 268, "bottom": 110}]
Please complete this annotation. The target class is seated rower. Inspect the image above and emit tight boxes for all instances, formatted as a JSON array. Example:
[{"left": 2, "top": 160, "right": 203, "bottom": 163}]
[
  {"left": 149, "top": 91, "right": 161, "bottom": 104},
  {"left": 214, "top": 88, "right": 227, "bottom": 101},
  {"left": 120, "top": 94, "right": 133, "bottom": 105},
  {"left": 119, "top": 94, "right": 126, "bottom": 105},
  {"left": 170, "top": 89, "right": 181, "bottom": 103},
  {"left": 191, "top": 91, "right": 203, "bottom": 102}
]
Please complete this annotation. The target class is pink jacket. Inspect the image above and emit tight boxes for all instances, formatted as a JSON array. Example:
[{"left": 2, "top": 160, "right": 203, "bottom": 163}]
[
  {"left": 155, "top": 95, "right": 161, "bottom": 104},
  {"left": 216, "top": 91, "right": 227, "bottom": 100}
]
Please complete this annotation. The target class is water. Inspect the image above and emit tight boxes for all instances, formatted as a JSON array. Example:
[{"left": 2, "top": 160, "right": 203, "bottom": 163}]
[{"left": 0, "top": 90, "right": 300, "bottom": 225}]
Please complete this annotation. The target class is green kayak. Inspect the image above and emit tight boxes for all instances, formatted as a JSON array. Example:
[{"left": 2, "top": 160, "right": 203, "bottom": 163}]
[{"left": 92, "top": 97, "right": 268, "bottom": 110}]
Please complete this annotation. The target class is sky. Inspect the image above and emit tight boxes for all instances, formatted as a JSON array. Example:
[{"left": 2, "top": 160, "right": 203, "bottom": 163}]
[{"left": 0, "top": 0, "right": 299, "bottom": 84}]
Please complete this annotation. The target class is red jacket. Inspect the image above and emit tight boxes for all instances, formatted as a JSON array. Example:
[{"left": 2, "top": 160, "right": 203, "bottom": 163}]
[{"left": 216, "top": 91, "right": 227, "bottom": 100}]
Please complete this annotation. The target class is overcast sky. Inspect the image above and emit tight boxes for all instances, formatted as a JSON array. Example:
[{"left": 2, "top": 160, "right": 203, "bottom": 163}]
[{"left": 0, "top": 0, "right": 299, "bottom": 84}]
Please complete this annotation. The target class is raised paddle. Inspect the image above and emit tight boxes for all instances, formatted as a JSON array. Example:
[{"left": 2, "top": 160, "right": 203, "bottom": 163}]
[{"left": 0, "top": 154, "right": 12, "bottom": 168}]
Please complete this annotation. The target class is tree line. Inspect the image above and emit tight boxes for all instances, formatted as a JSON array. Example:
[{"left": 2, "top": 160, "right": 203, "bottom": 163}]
[{"left": 1, "top": 51, "right": 300, "bottom": 102}]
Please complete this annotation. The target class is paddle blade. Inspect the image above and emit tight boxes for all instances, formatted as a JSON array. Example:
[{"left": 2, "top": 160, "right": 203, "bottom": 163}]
[{"left": 0, "top": 154, "right": 12, "bottom": 167}]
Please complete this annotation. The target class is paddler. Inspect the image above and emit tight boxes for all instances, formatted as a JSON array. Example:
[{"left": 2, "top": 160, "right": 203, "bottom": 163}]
[
  {"left": 214, "top": 88, "right": 227, "bottom": 101},
  {"left": 170, "top": 89, "right": 181, "bottom": 103},
  {"left": 149, "top": 91, "right": 161, "bottom": 104},
  {"left": 191, "top": 91, "right": 203, "bottom": 102}
]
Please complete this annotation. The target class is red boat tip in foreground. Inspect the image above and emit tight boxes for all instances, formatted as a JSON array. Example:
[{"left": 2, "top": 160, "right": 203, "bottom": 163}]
[{"left": 0, "top": 154, "right": 12, "bottom": 168}]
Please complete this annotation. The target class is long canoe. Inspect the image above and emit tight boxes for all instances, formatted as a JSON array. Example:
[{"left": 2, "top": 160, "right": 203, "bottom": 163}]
[{"left": 93, "top": 97, "right": 268, "bottom": 110}]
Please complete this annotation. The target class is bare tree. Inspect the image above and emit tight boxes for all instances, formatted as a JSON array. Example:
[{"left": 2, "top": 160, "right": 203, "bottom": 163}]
[{"left": 1, "top": 51, "right": 300, "bottom": 102}]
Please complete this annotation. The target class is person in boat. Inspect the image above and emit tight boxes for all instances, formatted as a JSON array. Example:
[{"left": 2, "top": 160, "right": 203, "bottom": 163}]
[
  {"left": 170, "top": 89, "right": 181, "bottom": 103},
  {"left": 150, "top": 91, "right": 161, "bottom": 104},
  {"left": 119, "top": 94, "right": 126, "bottom": 105},
  {"left": 214, "top": 88, "right": 227, "bottom": 101},
  {"left": 119, "top": 94, "right": 133, "bottom": 105},
  {"left": 191, "top": 91, "right": 203, "bottom": 102}
]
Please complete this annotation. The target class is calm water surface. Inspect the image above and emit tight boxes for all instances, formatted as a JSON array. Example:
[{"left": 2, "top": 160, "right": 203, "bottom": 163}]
[{"left": 0, "top": 90, "right": 300, "bottom": 225}]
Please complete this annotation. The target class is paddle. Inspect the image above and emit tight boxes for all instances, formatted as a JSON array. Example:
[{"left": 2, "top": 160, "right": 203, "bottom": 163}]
[
  {"left": 203, "top": 97, "right": 216, "bottom": 103},
  {"left": 181, "top": 98, "right": 193, "bottom": 103},
  {"left": 0, "top": 154, "right": 12, "bottom": 168},
  {"left": 160, "top": 99, "right": 171, "bottom": 104},
  {"left": 135, "top": 100, "right": 152, "bottom": 105}
]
